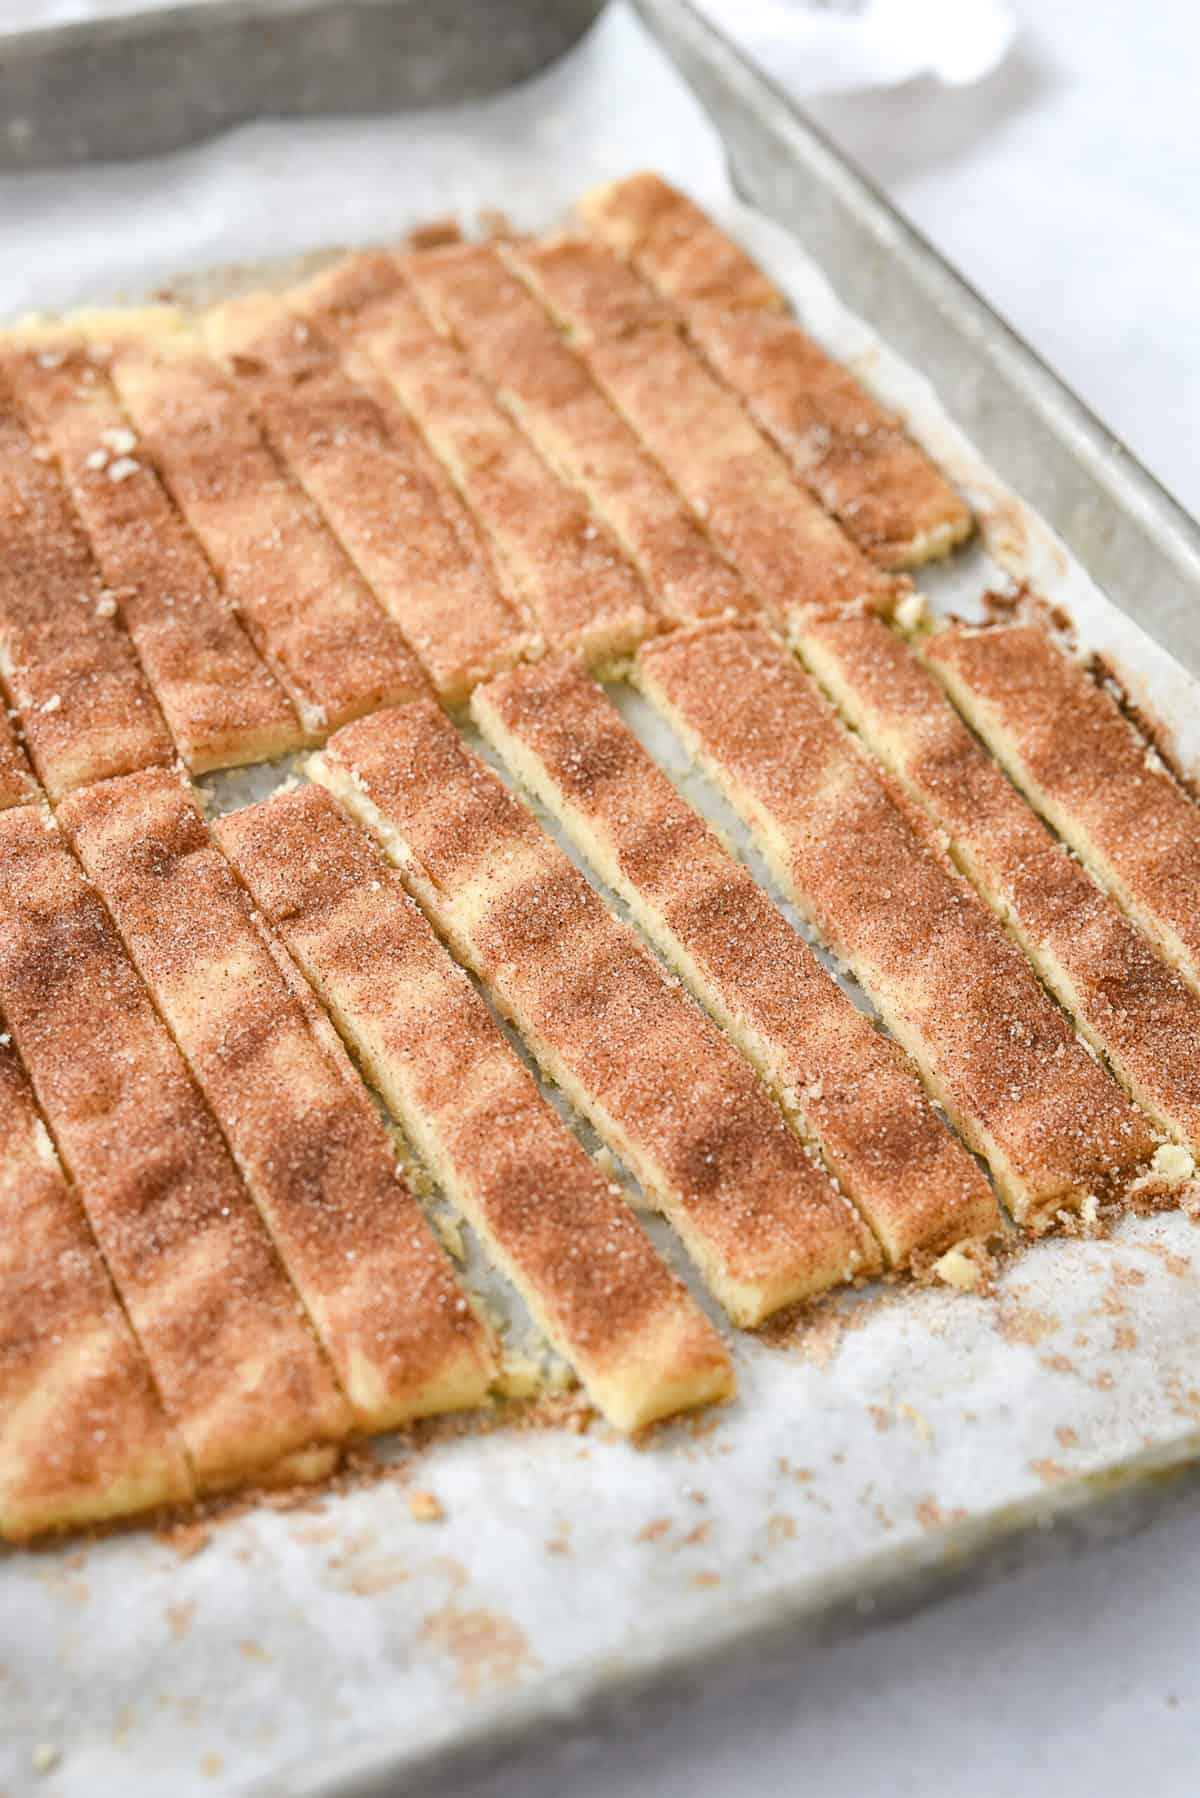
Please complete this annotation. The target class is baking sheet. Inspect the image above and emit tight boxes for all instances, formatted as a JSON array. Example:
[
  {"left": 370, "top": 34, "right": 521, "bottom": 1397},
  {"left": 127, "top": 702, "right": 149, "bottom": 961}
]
[{"left": 5, "top": 7, "right": 1200, "bottom": 1795}]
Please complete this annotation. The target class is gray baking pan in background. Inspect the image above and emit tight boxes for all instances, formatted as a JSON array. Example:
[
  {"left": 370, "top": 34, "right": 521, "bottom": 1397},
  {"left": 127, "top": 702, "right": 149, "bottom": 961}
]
[{"left": 0, "top": 0, "right": 606, "bottom": 168}]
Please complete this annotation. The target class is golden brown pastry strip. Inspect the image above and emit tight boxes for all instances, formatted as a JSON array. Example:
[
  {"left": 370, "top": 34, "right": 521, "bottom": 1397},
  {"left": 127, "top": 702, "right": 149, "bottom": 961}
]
[
  {"left": 579, "top": 174, "right": 971, "bottom": 568},
  {"left": 340, "top": 275, "right": 659, "bottom": 667},
  {"left": 473, "top": 655, "right": 999, "bottom": 1263},
  {"left": 217, "top": 783, "right": 733, "bottom": 1429},
  {"left": 579, "top": 171, "right": 788, "bottom": 312},
  {"left": 103, "top": 320, "right": 427, "bottom": 734},
  {"left": 3, "top": 334, "right": 304, "bottom": 772},
  {"left": 202, "top": 285, "right": 532, "bottom": 706},
  {"left": 799, "top": 611, "right": 1200, "bottom": 1162},
  {"left": 924, "top": 622, "right": 1200, "bottom": 1007},
  {"left": 404, "top": 242, "right": 758, "bottom": 626},
  {"left": 0, "top": 805, "right": 350, "bottom": 1489},
  {"left": 58, "top": 768, "right": 496, "bottom": 1430},
  {"left": 636, "top": 623, "right": 1161, "bottom": 1226},
  {"left": 313, "top": 701, "right": 879, "bottom": 1327},
  {"left": 0, "top": 1030, "right": 191, "bottom": 1541},
  {"left": 507, "top": 237, "right": 896, "bottom": 623},
  {"left": 0, "top": 374, "right": 172, "bottom": 799},
  {"left": 0, "top": 701, "right": 36, "bottom": 810}
]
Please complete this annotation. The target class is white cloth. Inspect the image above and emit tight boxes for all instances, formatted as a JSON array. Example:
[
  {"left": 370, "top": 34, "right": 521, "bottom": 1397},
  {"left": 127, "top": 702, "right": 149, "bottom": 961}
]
[{"left": 690, "top": 0, "right": 1015, "bottom": 92}]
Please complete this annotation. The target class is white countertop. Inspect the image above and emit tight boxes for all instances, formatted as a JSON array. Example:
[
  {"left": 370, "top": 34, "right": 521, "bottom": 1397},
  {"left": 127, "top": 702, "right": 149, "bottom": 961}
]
[{"left": 484, "top": 5, "right": 1200, "bottom": 1795}]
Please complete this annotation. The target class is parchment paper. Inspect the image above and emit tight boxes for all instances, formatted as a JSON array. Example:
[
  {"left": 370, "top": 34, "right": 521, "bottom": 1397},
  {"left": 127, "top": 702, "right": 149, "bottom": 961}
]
[{"left": 4, "top": 8, "right": 1200, "bottom": 1797}]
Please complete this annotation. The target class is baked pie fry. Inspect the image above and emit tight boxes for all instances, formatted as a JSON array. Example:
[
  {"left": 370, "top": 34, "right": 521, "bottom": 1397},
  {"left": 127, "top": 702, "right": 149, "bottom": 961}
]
[
  {"left": 799, "top": 611, "right": 1200, "bottom": 1159},
  {"left": 343, "top": 275, "right": 659, "bottom": 668},
  {"left": 404, "top": 242, "right": 758, "bottom": 626},
  {"left": 578, "top": 171, "right": 789, "bottom": 314},
  {"left": 59, "top": 768, "right": 497, "bottom": 1431},
  {"left": 3, "top": 332, "right": 304, "bottom": 772},
  {"left": 507, "top": 237, "right": 896, "bottom": 624},
  {"left": 217, "top": 782, "right": 734, "bottom": 1430},
  {"left": 0, "top": 804, "right": 350, "bottom": 1489},
  {"left": 203, "top": 286, "right": 532, "bottom": 706},
  {"left": 636, "top": 623, "right": 1161, "bottom": 1227},
  {"left": 0, "top": 1031, "right": 191, "bottom": 1541},
  {"left": 313, "top": 701, "right": 880, "bottom": 1327},
  {"left": 103, "top": 317, "right": 426, "bottom": 735},
  {"left": 0, "top": 375, "right": 172, "bottom": 799},
  {"left": 579, "top": 174, "right": 972, "bottom": 569},
  {"left": 473, "top": 655, "right": 999, "bottom": 1264},
  {"left": 924, "top": 622, "right": 1200, "bottom": 1006}
]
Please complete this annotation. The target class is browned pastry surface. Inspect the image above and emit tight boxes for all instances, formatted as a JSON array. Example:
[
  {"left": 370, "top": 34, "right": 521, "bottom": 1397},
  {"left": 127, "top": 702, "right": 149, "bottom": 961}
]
[
  {"left": 0, "top": 373, "right": 172, "bottom": 798},
  {"left": 314, "top": 701, "right": 880, "bottom": 1325},
  {"left": 800, "top": 611, "right": 1200, "bottom": 1158},
  {"left": 678, "top": 304, "right": 972, "bottom": 569},
  {"left": 58, "top": 768, "right": 497, "bottom": 1430},
  {"left": 637, "top": 623, "right": 1161, "bottom": 1224},
  {"left": 104, "top": 323, "right": 427, "bottom": 734},
  {"left": 473, "top": 653, "right": 999, "bottom": 1263},
  {"left": 3, "top": 334, "right": 304, "bottom": 771},
  {"left": 579, "top": 171, "right": 788, "bottom": 312},
  {"left": 925, "top": 622, "right": 1200, "bottom": 1003},
  {"left": 404, "top": 242, "right": 758, "bottom": 627},
  {"left": 0, "top": 699, "right": 36, "bottom": 810},
  {"left": 0, "top": 1030, "right": 191, "bottom": 1540},
  {"left": 578, "top": 174, "right": 971, "bottom": 568},
  {"left": 0, "top": 804, "right": 351, "bottom": 1489},
  {"left": 508, "top": 238, "right": 897, "bottom": 625},
  {"left": 217, "top": 782, "right": 733, "bottom": 1430},
  {"left": 342, "top": 275, "right": 660, "bottom": 667},
  {"left": 203, "top": 285, "right": 533, "bottom": 706}
]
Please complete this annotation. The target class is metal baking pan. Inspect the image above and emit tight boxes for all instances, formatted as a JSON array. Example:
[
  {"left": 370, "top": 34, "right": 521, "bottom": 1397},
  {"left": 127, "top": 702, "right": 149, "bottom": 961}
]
[{"left": 0, "top": 0, "right": 606, "bottom": 169}]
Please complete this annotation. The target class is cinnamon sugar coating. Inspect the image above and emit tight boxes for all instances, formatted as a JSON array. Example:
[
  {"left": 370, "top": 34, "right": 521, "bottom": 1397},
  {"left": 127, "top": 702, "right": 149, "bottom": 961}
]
[
  {"left": 0, "top": 1031, "right": 190, "bottom": 1540},
  {"left": 0, "top": 373, "right": 172, "bottom": 798},
  {"left": 681, "top": 304, "right": 972, "bottom": 569},
  {"left": 577, "top": 174, "right": 971, "bottom": 569},
  {"left": 217, "top": 783, "right": 732, "bottom": 1429},
  {"left": 637, "top": 624, "right": 1160, "bottom": 1225},
  {"left": 104, "top": 323, "right": 426, "bottom": 734},
  {"left": 925, "top": 622, "right": 1200, "bottom": 1004},
  {"left": 579, "top": 172, "right": 787, "bottom": 312},
  {"left": 58, "top": 768, "right": 496, "bottom": 1430},
  {"left": 801, "top": 611, "right": 1200, "bottom": 1154},
  {"left": 0, "top": 804, "right": 351, "bottom": 1488},
  {"left": 315, "top": 701, "right": 879, "bottom": 1326},
  {"left": 507, "top": 239, "right": 896, "bottom": 625},
  {"left": 203, "top": 285, "right": 532, "bottom": 705},
  {"left": 344, "top": 273, "right": 659, "bottom": 667},
  {"left": 405, "top": 243, "right": 757, "bottom": 626},
  {"left": 474, "top": 654, "right": 998, "bottom": 1263},
  {"left": 3, "top": 334, "right": 304, "bottom": 772},
  {"left": 0, "top": 701, "right": 36, "bottom": 809}
]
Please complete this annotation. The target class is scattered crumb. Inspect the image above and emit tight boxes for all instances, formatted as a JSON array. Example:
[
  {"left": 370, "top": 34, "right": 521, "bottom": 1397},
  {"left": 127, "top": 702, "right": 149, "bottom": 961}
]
[
  {"left": 636, "top": 1517, "right": 672, "bottom": 1543},
  {"left": 420, "top": 1604, "right": 537, "bottom": 1698},
  {"left": 200, "top": 1752, "right": 224, "bottom": 1778},
  {"left": 32, "top": 1744, "right": 60, "bottom": 1776},
  {"left": 1030, "top": 1458, "right": 1069, "bottom": 1485},
  {"left": 933, "top": 1241, "right": 988, "bottom": 1292},
  {"left": 691, "top": 1571, "right": 721, "bottom": 1589},
  {"left": 408, "top": 1490, "right": 444, "bottom": 1524},
  {"left": 766, "top": 1513, "right": 796, "bottom": 1548},
  {"left": 165, "top": 1599, "right": 195, "bottom": 1639},
  {"left": 1055, "top": 1426, "right": 1079, "bottom": 1449},
  {"left": 1152, "top": 1144, "right": 1196, "bottom": 1185}
]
